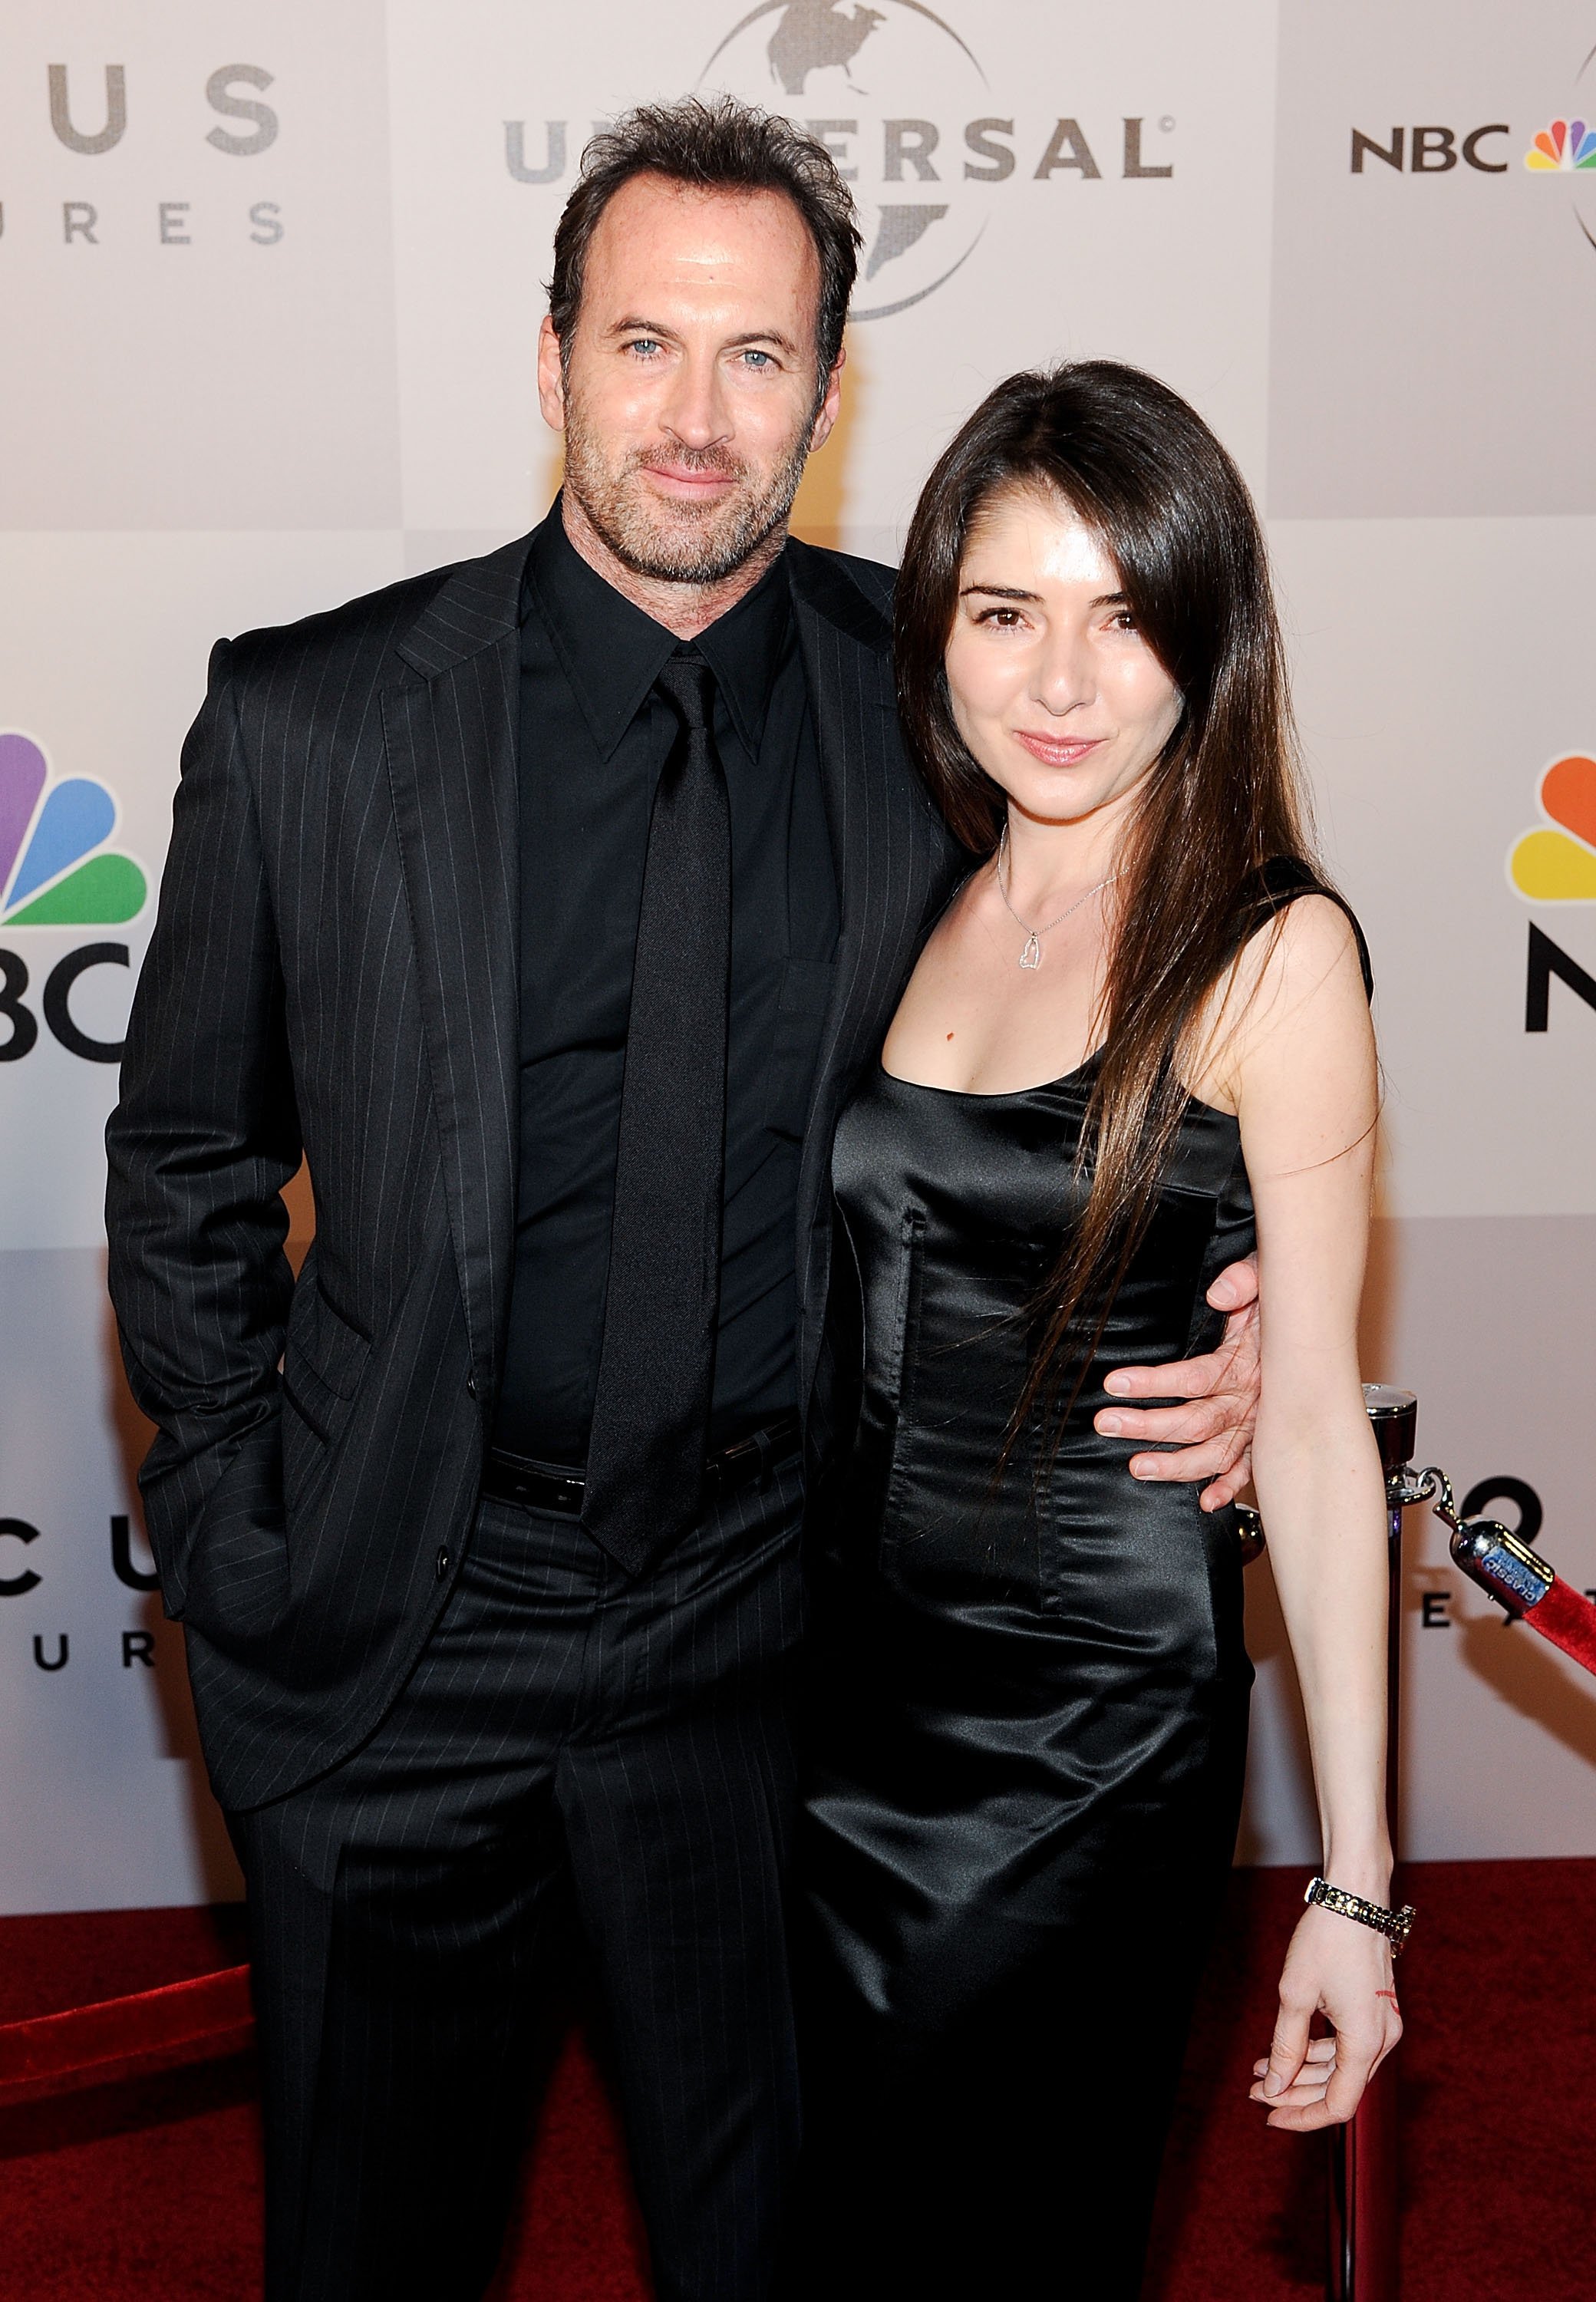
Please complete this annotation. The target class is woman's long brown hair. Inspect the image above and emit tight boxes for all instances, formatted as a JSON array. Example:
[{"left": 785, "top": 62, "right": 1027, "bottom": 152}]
[{"left": 894, "top": 361, "right": 1316, "bottom": 1446}]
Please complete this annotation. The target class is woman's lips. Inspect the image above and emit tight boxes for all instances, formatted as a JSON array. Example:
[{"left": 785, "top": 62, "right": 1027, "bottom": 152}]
[{"left": 1012, "top": 731, "right": 1104, "bottom": 767}]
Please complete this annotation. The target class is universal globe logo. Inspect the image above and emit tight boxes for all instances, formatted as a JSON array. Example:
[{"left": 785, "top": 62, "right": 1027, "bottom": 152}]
[
  {"left": 699, "top": 0, "right": 997, "bottom": 318},
  {"left": 503, "top": 4, "right": 1176, "bottom": 318}
]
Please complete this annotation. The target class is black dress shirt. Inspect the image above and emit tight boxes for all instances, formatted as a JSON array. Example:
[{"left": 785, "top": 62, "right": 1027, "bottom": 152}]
[{"left": 491, "top": 503, "right": 839, "bottom": 1465}]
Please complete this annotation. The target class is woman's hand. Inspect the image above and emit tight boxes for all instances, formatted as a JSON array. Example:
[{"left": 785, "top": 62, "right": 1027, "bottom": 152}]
[{"left": 1248, "top": 1905, "right": 1403, "bottom": 2130}]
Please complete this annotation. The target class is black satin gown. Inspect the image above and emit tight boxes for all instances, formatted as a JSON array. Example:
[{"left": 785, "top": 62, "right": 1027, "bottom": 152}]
[
  {"left": 796, "top": 1055, "right": 1260, "bottom": 2298},
  {"left": 794, "top": 867, "right": 1371, "bottom": 2295}
]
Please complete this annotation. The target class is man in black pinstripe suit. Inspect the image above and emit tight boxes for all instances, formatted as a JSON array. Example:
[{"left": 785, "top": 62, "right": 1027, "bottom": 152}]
[{"left": 106, "top": 99, "right": 1261, "bottom": 2302}]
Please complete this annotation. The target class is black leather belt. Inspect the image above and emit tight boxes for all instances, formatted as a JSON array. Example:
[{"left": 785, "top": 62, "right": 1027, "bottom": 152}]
[{"left": 481, "top": 1411, "right": 802, "bottom": 1519}]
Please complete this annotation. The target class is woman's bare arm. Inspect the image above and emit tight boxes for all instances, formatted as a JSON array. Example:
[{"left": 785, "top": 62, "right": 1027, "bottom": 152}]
[{"left": 1225, "top": 895, "right": 1401, "bottom": 2129}]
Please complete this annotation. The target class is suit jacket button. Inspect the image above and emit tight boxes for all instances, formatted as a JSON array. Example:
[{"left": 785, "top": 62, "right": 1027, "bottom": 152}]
[
  {"left": 436, "top": 1547, "right": 451, "bottom": 1581},
  {"left": 466, "top": 1374, "right": 478, "bottom": 1398}
]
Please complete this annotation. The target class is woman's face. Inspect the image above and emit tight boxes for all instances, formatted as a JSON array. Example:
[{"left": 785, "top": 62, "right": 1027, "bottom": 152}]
[{"left": 944, "top": 486, "right": 1182, "bottom": 829}]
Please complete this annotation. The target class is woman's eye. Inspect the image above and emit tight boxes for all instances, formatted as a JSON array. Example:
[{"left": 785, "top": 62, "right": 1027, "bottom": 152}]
[
  {"left": 1110, "top": 609, "right": 1138, "bottom": 633},
  {"left": 978, "top": 608, "right": 1024, "bottom": 629}
]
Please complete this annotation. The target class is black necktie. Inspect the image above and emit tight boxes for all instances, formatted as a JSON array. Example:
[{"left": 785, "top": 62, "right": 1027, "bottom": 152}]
[{"left": 582, "top": 651, "right": 731, "bottom": 1574}]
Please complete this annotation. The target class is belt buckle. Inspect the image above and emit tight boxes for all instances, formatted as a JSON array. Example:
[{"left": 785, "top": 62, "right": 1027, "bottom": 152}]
[
  {"left": 542, "top": 1470, "right": 585, "bottom": 1515},
  {"left": 714, "top": 1426, "right": 772, "bottom": 1501},
  {"left": 486, "top": 1450, "right": 586, "bottom": 1516}
]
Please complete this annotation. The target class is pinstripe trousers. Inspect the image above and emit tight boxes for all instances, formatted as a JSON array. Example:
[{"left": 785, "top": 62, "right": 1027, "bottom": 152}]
[{"left": 231, "top": 1456, "right": 806, "bottom": 2302}]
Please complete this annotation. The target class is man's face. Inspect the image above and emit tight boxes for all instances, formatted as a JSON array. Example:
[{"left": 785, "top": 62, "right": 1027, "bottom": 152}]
[{"left": 538, "top": 173, "right": 843, "bottom": 585}]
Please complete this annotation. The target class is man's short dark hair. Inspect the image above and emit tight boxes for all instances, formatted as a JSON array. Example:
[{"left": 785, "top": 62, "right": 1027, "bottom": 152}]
[{"left": 548, "top": 96, "right": 862, "bottom": 383}]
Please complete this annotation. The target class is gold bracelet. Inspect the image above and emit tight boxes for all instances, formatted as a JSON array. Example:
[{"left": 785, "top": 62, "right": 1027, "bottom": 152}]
[{"left": 1304, "top": 1875, "right": 1416, "bottom": 1953}]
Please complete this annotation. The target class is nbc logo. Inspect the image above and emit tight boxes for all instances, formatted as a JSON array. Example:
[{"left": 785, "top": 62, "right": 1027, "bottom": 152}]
[
  {"left": 0, "top": 733, "right": 147, "bottom": 926},
  {"left": 1509, "top": 755, "right": 1596, "bottom": 902},
  {"left": 1509, "top": 755, "right": 1596, "bottom": 1034},
  {"left": 1524, "top": 118, "right": 1596, "bottom": 171}
]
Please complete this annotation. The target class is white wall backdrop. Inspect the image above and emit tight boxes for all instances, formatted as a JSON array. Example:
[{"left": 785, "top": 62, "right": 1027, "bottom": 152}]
[{"left": 2, "top": 0, "right": 1593, "bottom": 1912}]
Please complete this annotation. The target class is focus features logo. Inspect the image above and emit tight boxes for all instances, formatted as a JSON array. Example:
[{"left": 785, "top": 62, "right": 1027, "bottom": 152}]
[
  {"left": 1507, "top": 750, "right": 1596, "bottom": 1036},
  {"left": 5, "top": 63, "right": 283, "bottom": 249},
  {"left": 0, "top": 733, "right": 149, "bottom": 1067},
  {"left": 1, "top": 1512, "right": 167, "bottom": 1683},
  {"left": 506, "top": 0, "right": 1177, "bottom": 321}
]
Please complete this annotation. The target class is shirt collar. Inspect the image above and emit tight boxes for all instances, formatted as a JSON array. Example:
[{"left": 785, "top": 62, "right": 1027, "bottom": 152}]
[
  {"left": 690, "top": 549, "right": 793, "bottom": 760},
  {"left": 522, "top": 496, "right": 793, "bottom": 762}
]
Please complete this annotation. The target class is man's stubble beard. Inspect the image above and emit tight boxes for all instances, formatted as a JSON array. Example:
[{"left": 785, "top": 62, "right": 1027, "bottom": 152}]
[{"left": 561, "top": 382, "right": 814, "bottom": 588}]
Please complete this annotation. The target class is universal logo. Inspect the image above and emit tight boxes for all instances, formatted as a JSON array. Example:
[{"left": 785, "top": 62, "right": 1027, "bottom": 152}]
[
  {"left": 2, "top": 64, "right": 283, "bottom": 249},
  {"left": 0, "top": 734, "right": 150, "bottom": 1067},
  {"left": 506, "top": 0, "right": 1177, "bottom": 320},
  {"left": 1349, "top": 33, "right": 1596, "bottom": 261}
]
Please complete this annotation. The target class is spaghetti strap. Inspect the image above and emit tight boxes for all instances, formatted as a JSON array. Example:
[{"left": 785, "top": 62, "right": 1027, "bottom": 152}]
[{"left": 1235, "top": 856, "right": 1373, "bottom": 1002}]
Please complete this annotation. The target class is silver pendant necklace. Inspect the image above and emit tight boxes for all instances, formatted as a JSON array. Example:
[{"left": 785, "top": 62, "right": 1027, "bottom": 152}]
[{"left": 995, "top": 823, "right": 1123, "bottom": 971}]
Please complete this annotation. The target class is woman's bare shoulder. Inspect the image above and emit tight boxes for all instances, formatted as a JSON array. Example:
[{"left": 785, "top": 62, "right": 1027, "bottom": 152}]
[{"left": 1182, "top": 893, "right": 1369, "bottom": 1113}]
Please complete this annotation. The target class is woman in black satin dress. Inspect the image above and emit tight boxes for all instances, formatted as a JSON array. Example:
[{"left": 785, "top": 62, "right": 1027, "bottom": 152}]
[{"left": 796, "top": 365, "right": 1402, "bottom": 2297}]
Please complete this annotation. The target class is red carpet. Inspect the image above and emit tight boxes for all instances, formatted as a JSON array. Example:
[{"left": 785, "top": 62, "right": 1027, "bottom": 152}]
[{"left": 2, "top": 1862, "right": 1592, "bottom": 2299}]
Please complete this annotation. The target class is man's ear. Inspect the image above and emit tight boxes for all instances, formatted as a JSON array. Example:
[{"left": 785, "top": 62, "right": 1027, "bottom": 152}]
[
  {"left": 536, "top": 314, "right": 568, "bottom": 434},
  {"left": 809, "top": 343, "right": 846, "bottom": 452}
]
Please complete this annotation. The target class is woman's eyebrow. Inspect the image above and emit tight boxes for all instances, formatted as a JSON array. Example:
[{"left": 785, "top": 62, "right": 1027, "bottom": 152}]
[{"left": 956, "top": 585, "right": 1131, "bottom": 606}]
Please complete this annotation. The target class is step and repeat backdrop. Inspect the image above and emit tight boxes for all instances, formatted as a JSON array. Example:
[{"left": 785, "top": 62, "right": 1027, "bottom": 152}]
[{"left": 2, "top": 0, "right": 1594, "bottom": 1911}]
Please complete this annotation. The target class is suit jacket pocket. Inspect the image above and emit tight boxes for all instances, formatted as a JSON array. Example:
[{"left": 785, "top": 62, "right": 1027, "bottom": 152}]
[
  {"left": 282, "top": 1277, "right": 373, "bottom": 1442},
  {"left": 180, "top": 1411, "right": 293, "bottom": 1647}
]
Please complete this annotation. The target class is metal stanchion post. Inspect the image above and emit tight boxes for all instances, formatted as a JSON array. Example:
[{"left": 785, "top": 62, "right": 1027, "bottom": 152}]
[{"left": 1326, "top": 1385, "right": 1420, "bottom": 2302}]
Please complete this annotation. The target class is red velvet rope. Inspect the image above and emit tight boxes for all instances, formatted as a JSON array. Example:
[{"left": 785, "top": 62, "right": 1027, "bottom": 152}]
[
  {"left": 0, "top": 1964, "right": 253, "bottom": 2107},
  {"left": 1528, "top": 1576, "right": 1596, "bottom": 1677}
]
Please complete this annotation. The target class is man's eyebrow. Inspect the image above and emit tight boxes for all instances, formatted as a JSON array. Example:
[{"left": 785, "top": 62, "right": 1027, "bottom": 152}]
[
  {"left": 724, "top": 328, "right": 802, "bottom": 355},
  {"left": 606, "top": 317, "right": 801, "bottom": 356}
]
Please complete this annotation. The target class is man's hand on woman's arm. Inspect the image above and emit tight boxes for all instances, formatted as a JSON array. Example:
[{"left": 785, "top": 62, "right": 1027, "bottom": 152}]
[{"left": 1095, "top": 1255, "right": 1261, "bottom": 1512}]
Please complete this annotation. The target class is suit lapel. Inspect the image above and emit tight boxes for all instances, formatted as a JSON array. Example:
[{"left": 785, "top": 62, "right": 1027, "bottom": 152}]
[
  {"left": 786, "top": 540, "right": 963, "bottom": 1407},
  {"left": 383, "top": 535, "right": 529, "bottom": 1392}
]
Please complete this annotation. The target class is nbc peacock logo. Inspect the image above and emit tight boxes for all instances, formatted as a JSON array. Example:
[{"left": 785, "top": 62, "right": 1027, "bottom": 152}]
[
  {"left": 1524, "top": 117, "right": 1596, "bottom": 171},
  {"left": 0, "top": 732, "right": 148, "bottom": 927},
  {"left": 1509, "top": 754, "right": 1596, "bottom": 902},
  {"left": 1522, "top": 41, "right": 1596, "bottom": 268}
]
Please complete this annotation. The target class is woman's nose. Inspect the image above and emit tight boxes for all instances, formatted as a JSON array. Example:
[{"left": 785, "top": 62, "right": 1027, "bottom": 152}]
[{"left": 1030, "top": 632, "right": 1094, "bottom": 715}]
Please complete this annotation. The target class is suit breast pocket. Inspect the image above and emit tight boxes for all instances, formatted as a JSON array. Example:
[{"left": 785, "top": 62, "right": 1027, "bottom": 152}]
[{"left": 762, "top": 958, "right": 835, "bottom": 1142}]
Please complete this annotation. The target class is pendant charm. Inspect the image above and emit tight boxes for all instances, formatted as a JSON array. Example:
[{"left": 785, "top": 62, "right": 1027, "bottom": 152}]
[{"left": 1019, "top": 933, "right": 1043, "bottom": 971}]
